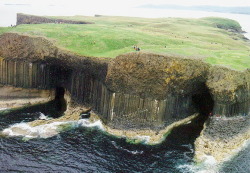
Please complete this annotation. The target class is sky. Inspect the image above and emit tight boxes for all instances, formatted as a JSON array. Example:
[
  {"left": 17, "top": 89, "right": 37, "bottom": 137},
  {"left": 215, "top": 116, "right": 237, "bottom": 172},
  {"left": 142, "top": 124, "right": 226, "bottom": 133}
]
[
  {"left": 1, "top": 0, "right": 250, "bottom": 7},
  {"left": 1, "top": 0, "right": 249, "bottom": 18},
  {"left": 1, "top": 0, "right": 250, "bottom": 37}
]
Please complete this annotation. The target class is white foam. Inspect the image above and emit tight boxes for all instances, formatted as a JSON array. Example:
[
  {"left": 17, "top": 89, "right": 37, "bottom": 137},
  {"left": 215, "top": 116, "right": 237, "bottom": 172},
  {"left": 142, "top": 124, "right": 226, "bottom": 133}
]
[
  {"left": 0, "top": 108, "right": 8, "bottom": 111},
  {"left": 2, "top": 121, "right": 78, "bottom": 139},
  {"left": 178, "top": 154, "right": 220, "bottom": 173},
  {"left": 1, "top": 118, "right": 105, "bottom": 140},
  {"left": 135, "top": 135, "right": 151, "bottom": 143},
  {"left": 38, "top": 112, "right": 50, "bottom": 120},
  {"left": 78, "top": 119, "right": 104, "bottom": 130}
]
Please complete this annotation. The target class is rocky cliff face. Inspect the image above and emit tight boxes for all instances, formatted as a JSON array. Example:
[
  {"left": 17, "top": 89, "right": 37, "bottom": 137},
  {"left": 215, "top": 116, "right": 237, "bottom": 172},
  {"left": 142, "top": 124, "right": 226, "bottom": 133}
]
[
  {"left": 0, "top": 33, "right": 250, "bottom": 131},
  {"left": 16, "top": 13, "right": 94, "bottom": 25},
  {"left": 0, "top": 33, "right": 58, "bottom": 60},
  {"left": 195, "top": 115, "right": 250, "bottom": 163},
  {"left": 106, "top": 53, "right": 210, "bottom": 99},
  {"left": 107, "top": 52, "right": 250, "bottom": 118},
  {"left": 207, "top": 67, "right": 250, "bottom": 116}
]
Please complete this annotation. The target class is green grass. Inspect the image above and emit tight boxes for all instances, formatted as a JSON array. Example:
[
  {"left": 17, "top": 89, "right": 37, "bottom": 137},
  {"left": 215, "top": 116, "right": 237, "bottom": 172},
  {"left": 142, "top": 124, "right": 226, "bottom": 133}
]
[{"left": 0, "top": 15, "right": 250, "bottom": 70}]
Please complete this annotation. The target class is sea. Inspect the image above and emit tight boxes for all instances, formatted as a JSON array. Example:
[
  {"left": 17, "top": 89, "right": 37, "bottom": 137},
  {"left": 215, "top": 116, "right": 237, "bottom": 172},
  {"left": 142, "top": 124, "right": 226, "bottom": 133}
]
[
  {"left": 0, "top": 3, "right": 250, "bottom": 173},
  {"left": 0, "top": 103, "right": 249, "bottom": 173}
]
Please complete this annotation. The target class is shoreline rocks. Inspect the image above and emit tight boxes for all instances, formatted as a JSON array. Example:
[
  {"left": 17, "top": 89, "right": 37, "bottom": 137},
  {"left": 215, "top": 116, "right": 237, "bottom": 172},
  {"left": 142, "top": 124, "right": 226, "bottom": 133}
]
[
  {"left": 0, "top": 32, "right": 250, "bottom": 164},
  {"left": 195, "top": 116, "right": 250, "bottom": 163},
  {"left": 0, "top": 85, "right": 54, "bottom": 109}
]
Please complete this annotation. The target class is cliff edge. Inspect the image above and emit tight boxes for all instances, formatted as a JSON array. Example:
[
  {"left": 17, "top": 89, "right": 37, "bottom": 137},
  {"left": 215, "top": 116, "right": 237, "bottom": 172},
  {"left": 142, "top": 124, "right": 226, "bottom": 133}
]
[{"left": 0, "top": 32, "right": 250, "bottom": 163}]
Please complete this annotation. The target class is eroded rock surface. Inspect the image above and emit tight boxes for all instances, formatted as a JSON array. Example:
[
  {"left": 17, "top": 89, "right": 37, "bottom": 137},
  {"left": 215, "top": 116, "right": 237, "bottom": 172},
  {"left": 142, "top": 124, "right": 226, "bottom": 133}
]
[
  {"left": 0, "top": 32, "right": 249, "bottom": 162},
  {"left": 0, "top": 33, "right": 58, "bottom": 60},
  {"left": 1, "top": 33, "right": 250, "bottom": 127},
  {"left": 195, "top": 116, "right": 250, "bottom": 163},
  {"left": 106, "top": 52, "right": 210, "bottom": 99}
]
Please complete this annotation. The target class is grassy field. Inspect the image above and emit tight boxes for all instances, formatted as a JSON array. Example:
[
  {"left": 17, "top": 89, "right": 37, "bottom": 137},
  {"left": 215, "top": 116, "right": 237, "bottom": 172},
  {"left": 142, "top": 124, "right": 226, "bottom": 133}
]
[{"left": 0, "top": 15, "right": 250, "bottom": 70}]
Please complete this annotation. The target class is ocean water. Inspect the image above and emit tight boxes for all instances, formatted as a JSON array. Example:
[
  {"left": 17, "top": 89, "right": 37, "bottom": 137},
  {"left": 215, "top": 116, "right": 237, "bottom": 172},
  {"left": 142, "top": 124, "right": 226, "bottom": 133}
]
[{"left": 0, "top": 104, "right": 249, "bottom": 173}]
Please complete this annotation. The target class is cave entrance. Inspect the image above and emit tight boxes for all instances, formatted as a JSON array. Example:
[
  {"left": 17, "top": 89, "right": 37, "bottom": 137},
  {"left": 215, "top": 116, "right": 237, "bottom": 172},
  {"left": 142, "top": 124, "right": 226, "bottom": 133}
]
[
  {"left": 192, "top": 84, "right": 214, "bottom": 116},
  {"left": 54, "top": 87, "right": 67, "bottom": 113},
  {"left": 55, "top": 87, "right": 65, "bottom": 100}
]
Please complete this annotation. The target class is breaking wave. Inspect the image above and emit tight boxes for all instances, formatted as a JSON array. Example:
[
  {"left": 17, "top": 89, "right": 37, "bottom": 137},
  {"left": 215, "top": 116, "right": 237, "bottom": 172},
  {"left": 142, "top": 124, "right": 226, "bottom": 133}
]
[{"left": 1, "top": 117, "right": 104, "bottom": 140}]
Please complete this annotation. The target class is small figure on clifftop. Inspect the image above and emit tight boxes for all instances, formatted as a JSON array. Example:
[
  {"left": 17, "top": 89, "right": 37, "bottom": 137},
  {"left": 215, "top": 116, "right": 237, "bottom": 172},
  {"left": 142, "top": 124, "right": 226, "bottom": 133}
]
[{"left": 133, "top": 45, "right": 140, "bottom": 51}]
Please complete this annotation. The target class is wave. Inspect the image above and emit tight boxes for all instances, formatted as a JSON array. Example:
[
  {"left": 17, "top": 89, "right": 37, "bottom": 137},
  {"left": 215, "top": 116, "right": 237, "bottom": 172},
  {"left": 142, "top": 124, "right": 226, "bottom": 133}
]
[
  {"left": 178, "top": 143, "right": 220, "bottom": 173},
  {"left": 38, "top": 112, "right": 51, "bottom": 120},
  {"left": 111, "top": 141, "right": 144, "bottom": 155},
  {"left": 78, "top": 119, "right": 104, "bottom": 130},
  {"left": 1, "top": 121, "right": 77, "bottom": 139},
  {"left": 135, "top": 135, "right": 151, "bottom": 143},
  {"left": 0, "top": 108, "right": 8, "bottom": 111},
  {"left": 178, "top": 156, "right": 219, "bottom": 173},
  {"left": 1, "top": 117, "right": 105, "bottom": 140}
]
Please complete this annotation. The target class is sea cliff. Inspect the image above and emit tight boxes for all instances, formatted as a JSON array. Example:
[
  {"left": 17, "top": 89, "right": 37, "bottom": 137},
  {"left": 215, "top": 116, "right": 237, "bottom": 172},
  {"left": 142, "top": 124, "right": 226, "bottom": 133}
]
[{"left": 0, "top": 32, "right": 249, "bottom": 162}]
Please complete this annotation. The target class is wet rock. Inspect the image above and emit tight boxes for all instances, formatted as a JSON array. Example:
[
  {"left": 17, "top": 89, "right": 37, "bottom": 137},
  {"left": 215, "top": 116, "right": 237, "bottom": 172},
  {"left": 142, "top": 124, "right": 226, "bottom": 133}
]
[
  {"left": 80, "top": 107, "right": 91, "bottom": 119},
  {"left": 195, "top": 116, "right": 250, "bottom": 163}
]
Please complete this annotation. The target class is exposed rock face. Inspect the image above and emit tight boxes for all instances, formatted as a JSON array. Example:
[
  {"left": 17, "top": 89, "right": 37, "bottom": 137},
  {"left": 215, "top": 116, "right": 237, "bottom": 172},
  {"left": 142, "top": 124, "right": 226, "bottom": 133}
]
[
  {"left": 0, "top": 33, "right": 58, "bottom": 60},
  {"left": 207, "top": 67, "right": 250, "bottom": 116},
  {"left": 106, "top": 53, "right": 210, "bottom": 99},
  {"left": 0, "top": 32, "right": 250, "bottom": 131},
  {"left": 105, "top": 53, "right": 211, "bottom": 129},
  {"left": 0, "top": 85, "right": 54, "bottom": 109},
  {"left": 16, "top": 13, "right": 94, "bottom": 25},
  {"left": 195, "top": 116, "right": 250, "bottom": 163}
]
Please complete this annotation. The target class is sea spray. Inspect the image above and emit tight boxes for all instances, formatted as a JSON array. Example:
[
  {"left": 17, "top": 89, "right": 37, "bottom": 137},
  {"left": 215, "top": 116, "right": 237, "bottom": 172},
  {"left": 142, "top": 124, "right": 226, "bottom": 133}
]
[
  {"left": 0, "top": 108, "right": 8, "bottom": 111},
  {"left": 38, "top": 112, "right": 51, "bottom": 120},
  {"left": 177, "top": 155, "right": 220, "bottom": 173},
  {"left": 1, "top": 117, "right": 105, "bottom": 140},
  {"left": 2, "top": 121, "right": 77, "bottom": 139},
  {"left": 78, "top": 119, "right": 104, "bottom": 129}
]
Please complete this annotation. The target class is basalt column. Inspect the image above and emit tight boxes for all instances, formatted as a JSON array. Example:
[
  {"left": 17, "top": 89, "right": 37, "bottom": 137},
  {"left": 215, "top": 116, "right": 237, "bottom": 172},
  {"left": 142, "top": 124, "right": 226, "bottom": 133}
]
[
  {"left": 105, "top": 52, "right": 211, "bottom": 129},
  {"left": 0, "top": 58, "right": 53, "bottom": 89},
  {"left": 207, "top": 66, "right": 250, "bottom": 117}
]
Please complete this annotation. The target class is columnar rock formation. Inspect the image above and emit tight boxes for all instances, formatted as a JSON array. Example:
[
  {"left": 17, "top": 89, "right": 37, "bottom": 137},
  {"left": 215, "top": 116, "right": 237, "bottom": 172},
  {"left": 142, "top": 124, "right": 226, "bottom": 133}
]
[
  {"left": 1, "top": 32, "right": 250, "bottom": 162},
  {"left": 0, "top": 33, "right": 250, "bottom": 130},
  {"left": 16, "top": 13, "right": 94, "bottom": 25}
]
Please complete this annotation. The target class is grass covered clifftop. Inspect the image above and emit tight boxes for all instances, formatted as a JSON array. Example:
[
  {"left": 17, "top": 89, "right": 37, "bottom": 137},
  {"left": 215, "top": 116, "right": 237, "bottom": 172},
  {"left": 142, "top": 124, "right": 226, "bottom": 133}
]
[{"left": 0, "top": 15, "right": 250, "bottom": 70}]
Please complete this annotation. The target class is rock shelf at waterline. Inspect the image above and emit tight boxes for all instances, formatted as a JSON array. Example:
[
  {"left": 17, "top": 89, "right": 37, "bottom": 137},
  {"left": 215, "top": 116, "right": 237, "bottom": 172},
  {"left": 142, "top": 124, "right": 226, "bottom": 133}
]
[
  {"left": 0, "top": 31, "right": 250, "bottom": 163},
  {"left": 0, "top": 102, "right": 198, "bottom": 145}
]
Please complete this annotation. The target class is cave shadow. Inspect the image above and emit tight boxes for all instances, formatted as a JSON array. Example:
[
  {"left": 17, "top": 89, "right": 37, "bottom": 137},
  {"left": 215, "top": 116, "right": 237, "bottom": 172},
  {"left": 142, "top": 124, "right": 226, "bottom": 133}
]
[
  {"left": 153, "top": 84, "right": 214, "bottom": 157},
  {"left": 192, "top": 83, "right": 214, "bottom": 116}
]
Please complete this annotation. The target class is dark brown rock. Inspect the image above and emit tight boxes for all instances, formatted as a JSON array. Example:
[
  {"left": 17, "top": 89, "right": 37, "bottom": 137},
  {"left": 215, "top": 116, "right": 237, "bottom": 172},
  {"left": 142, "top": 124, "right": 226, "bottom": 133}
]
[
  {"left": 0, "top": 33, "right": 58, "bottom": 60},
  {"left": 1, "top": 32, "right": 250, "bottom": 131},
  {"left": 106, "top": 52, "right": 210, "bottom": 99},
  {"left": 0, "top": 33, "right": 110, "bottom": 81}
]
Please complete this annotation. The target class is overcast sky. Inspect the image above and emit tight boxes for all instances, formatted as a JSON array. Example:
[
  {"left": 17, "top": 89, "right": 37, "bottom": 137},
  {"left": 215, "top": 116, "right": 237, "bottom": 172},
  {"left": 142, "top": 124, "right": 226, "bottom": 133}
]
[
  {"left": 1, "top": 0, "right": 250, "bottom": 7},
  {"left": 1, "top": 0, "right": 250, "bottom": 31}
]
